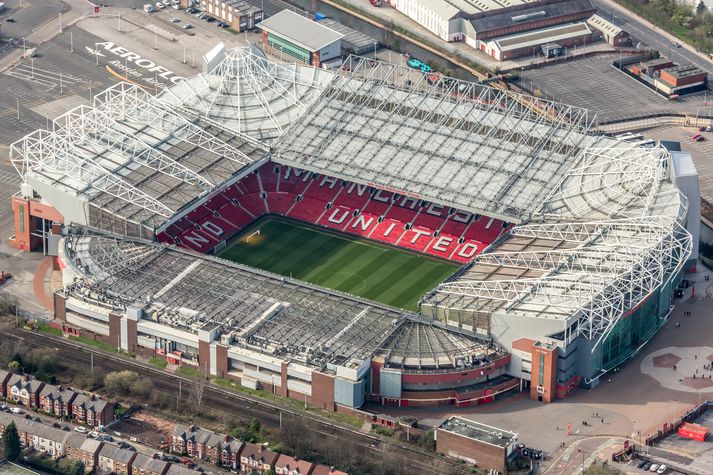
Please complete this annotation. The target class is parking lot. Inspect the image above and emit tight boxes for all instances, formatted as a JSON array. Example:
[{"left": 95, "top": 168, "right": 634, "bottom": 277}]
[
  {"left": 0, "top": 2, "right": 258, "bottom": 149},
  {"left": 643, "top": 125, "right": 713, "bottom": 206},
  {"left": 518, "top": 55, "right": 705, "bottom": 121}
]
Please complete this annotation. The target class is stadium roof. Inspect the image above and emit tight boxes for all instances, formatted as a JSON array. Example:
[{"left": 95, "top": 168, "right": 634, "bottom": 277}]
[
  {"left": 13, "top": 46, "right": 692, "bottom": 356},
  {"left": 60, "top": 227, "right": 494, "bottom": 371},
  {"left": 10, "top": 81, "right": 266, "bottom": 237},
  {"left": 422, "top": 142, "right": 692, "bottom": 349},
  {"left": 274, "top": 56, "right": 600, "bottom": 223}
]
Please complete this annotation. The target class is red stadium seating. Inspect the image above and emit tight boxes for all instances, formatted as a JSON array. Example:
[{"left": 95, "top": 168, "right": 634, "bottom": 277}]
[{"left": 157, "top": 162, "right": 508, "bottom": 264}]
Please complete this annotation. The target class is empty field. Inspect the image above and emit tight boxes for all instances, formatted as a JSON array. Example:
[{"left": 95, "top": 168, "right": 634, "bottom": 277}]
[{"left": 219, "top": 216, "right": 459, "bottom": 311}]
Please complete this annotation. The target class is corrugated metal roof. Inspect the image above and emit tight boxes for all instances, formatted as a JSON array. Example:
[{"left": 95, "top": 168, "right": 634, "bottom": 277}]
[
  {"left": 257, "top": 10, "right": 343, "bottom": 52},
  {"left": 471, "top": 0, "right": 594, "bottom": 33}
]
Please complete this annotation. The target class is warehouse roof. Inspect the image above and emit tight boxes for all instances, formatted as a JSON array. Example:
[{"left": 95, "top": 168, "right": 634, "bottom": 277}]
[
  {"left": 470, "top": 0, "right": 594, "bottom": 34},
  {"left": 586, "top": 14, "right": 622, "bottom": 36},
  {"left": 257, "top": 10, "right": 344, "bottom": 52},
  {"left": 492, "top": 22, "right": 591, "bottom": 52},
  {"left": 438, "top": 417, "right": 517, "bottom": 448}
]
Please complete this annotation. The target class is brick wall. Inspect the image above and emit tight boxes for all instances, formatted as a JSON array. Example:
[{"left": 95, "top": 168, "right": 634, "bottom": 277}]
[
  {"left": 436, "top": 429, "right": 506, "bottom": 472},
  {"left": 310, "top": 371, "right": 335, "bottom": 411}
]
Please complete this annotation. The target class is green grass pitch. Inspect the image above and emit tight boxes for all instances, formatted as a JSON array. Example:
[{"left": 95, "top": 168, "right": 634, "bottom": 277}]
[{"left": 219, "top": 216, "right": 460, "bottom": 311}]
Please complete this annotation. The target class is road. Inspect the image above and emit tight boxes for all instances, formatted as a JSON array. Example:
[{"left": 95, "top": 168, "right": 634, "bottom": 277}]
[
  {"left": 0, "top": 326, "right": 468, "bottom": 475},
  {"left": 593, "top": 0, "right": 713, "bottom": 77}
]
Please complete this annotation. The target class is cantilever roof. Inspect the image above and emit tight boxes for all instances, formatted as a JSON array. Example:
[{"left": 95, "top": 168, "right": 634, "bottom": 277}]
[
  {"left": 257, "top": 10, "right": 344, "bottom": 52},
  {"left": 274, "top": 56, "right": 598, "bottom": 223},
  {"left": 61, "top": 227, "right": 493, "bottom": 371}
]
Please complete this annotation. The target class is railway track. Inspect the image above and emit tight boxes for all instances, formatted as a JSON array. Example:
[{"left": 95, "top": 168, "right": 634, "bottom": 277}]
[{"left": 1, "top": 326, "right": 469, "bottom": 474}]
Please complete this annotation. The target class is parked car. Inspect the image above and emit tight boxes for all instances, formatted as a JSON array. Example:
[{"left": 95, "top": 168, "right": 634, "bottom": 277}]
[
  {"left": 183, "top": 23, "right": 193, "bottom": 29},
  {"left": 699, "top": 126, "right": 707, "bottom": 132},
  {"left": 172, "top": 4, "right": 180, "bottom": 9},
  {"left": 6, "top": 18, "right": 15, "bottom": 22},
  {"left": 155, "top": 2, "right": 165, "bottom": 8},
  {"left": 657, "top": 465, "right": 667, "bottom": 474},
  {"left": 0, "top": 403, "right": 8, "bottom": 411},
  {"left": 637, "top": 460, "right": 647, "bottom": 469},
  {"left": 643, "top": 463, "right": 652, "bottom": 470},
  {"left": 9, "top": 407, "right": 22, "bottom": 415},
  {"left": 89, "top": 431, "right": 100, "bottom": 439},
  {"left": 694, "top": 135, "right": 706, "bottom": 142},
  {"left": 162, "top": 0, "right": 171, "bottom": 5},
  {"left": 171, "top": 17, "right": 180, "bottom": 22},
  {"left": 707, "top": 125, "right": 712, "bottom": 132},
  {"left": 74, "top": 426, "right": 88, "bottom": 434},
  {"left": 649, "top": 464, "right": 660, "bottom": 472}
]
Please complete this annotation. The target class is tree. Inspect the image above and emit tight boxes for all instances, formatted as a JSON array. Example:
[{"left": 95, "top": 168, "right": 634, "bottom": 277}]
[
  {"left": 2, "top": 421, "right": 21, "bottom": 461},
  {"left": 248, "top": 418, "right": 261, "bottom": 439},
  {"left": 698, "top": 1, "right": 707, "bottom": 16},
  {"left": 59, "top": 458, "right": 85, "bottom": 475},
  {"left": 7, "top": 360, "right": 20, "bottom": 372},
  {"left": 191, "top": 371, "right": 207, "bottom": 413},
  {"left": 279, "top": 416, "right": 312, "bottom": 459}
]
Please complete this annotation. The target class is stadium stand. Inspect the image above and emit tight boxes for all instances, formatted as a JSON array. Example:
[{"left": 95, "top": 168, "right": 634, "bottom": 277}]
[{"left": 158, "top": 163, "right": 509, "bottom": 263}]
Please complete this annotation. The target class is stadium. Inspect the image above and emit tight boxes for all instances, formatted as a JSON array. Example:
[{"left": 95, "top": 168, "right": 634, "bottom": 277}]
[{"left": 9, "top": 45, "right": 695, "bottom": 410}]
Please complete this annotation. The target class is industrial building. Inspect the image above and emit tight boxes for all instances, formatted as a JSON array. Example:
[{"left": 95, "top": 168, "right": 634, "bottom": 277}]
[
  {"left": 181, "top": 0, "right": 263, "bottom": 32},
  {"left": 624, "top": 57, "right": 708, "bottom": 97},
  {"left": 9, "top": 46, "right": 695, "bottom": 411},
  {"left": 388, "top": 0, "right": 630, "bottom": 60},
  {"left": 257, "top": 10, "right": 343, "bottom": 67},
  {"left": 435, "top": 417, "right": 518, "bottom": 472}
]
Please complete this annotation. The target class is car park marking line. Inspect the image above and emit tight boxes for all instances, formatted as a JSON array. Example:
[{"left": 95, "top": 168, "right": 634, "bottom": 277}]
[{"left": 5, "top": 69, "right": 57, "bottom": 89}]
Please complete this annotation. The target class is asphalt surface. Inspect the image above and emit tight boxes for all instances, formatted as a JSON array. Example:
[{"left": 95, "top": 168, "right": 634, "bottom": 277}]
[
  {"left": 592, "top": 0, "right": 713, "bottom": 77},
  {"left": 0, "top": 326, "right": 470, "bottom": 475}
]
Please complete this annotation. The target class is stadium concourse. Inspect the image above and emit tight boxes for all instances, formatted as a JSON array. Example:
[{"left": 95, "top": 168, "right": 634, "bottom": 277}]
[{"left": 8, "top": 45, "right": 695, "bottom": 412}]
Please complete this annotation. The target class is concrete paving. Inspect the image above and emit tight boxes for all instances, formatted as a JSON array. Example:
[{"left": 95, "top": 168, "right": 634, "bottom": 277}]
[
  {"left": 518, "top": 55, "right": 704, "bottom": 121},
  {"left": 373, "top": 264, "right": 713, "bottom": 473}
]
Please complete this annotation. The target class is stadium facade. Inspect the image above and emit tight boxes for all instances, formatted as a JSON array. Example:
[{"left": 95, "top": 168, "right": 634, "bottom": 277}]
[{"left": 10, "top": 46, "right": 695, "bottom": 410}]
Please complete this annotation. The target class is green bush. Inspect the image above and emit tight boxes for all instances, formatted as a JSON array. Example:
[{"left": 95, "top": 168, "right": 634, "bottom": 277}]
[{"left": 149, "top": 357, "right": 168, "bottom": 369}]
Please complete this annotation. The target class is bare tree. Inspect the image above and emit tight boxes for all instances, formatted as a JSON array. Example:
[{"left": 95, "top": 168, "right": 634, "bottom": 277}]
[
  {"left": 191, "top": 371, "right": 208, "bottom": 413},
  {"left": 279, "top": 416, "right": 312, "bottom": 459}
]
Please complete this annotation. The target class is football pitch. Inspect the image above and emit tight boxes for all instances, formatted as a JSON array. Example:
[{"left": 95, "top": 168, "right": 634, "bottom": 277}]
[{"left": 219, "top": 217, "right": 460, "bottom": 311}]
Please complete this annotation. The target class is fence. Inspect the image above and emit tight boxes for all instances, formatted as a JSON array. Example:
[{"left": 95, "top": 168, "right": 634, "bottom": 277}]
[{"left": 15, "top": 308, "right": 51, "bottom": 324}]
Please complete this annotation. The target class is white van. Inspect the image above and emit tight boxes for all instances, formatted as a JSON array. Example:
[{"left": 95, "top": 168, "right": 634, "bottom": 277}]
[{"left": 144, "top": 3, "right": 155, "bottom": 12}]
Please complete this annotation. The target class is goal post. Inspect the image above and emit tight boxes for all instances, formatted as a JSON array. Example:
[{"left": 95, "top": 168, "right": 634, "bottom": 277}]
[{"left": 245, "top": 229, "right": 261, "bottom": 243}]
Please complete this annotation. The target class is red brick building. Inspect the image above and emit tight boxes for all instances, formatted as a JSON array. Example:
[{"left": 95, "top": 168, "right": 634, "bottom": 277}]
[
  {"left": 239, "top": 443, "right": 279, "bottom": 474},
  {"left": 39, "top": 384, "right": 78, "bottom": 418},
  {"left": 435, "top": 417, "right": 518, "bottom": 473},
  {"left": 71, "top": 394, "right": 115, "bottom": 427}
]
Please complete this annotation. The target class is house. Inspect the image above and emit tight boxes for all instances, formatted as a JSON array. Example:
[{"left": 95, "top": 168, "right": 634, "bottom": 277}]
[
  {"left": 165, "top": 464, "right": 202, "bottom": 475},
  {"left": 98, "top": 443, "right": 138, "bottom": 475},
  {"left": 240, "top": 443, "right": 279, "bottom": 474},
  {"left": 6, "top": 374, "right": 45, "bottom": 408},
  {"left": 274, "top": 454, "right": 315, "bottom": 475},
  {"left": 66, "top": 433, "right": 104, "bottom": 471},
  {"left": 219, "top": 438, "right": 244, "bottom": 470},
  {"left": 39, "top": 384, "right": 78, "bottom": 418},
  {"left": 0, "top": 412, "right": 71, "bottom": 459},
  {"left": 310, "top": 466, "right": 348, "bottom": 475},
  {"left": 71, "top": 394, "right": 115, "bottom": 427},
  {"left": 131, "top": 453, "right": 170, "bottom": 475},
  {"left": 0, "top": 369, "right": 12, "bottom": 397},
  {"left": 171, "top": 424, "right": 190, "bottom": 454}
]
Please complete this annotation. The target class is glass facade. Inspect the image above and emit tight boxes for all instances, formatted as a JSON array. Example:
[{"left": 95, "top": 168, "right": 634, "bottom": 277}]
[
  {"left": 601, "top": 291, "right": 660, "bottom": 370},
  {"left": 267, "top": 33, "right": 311, "bottom": 64}
]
